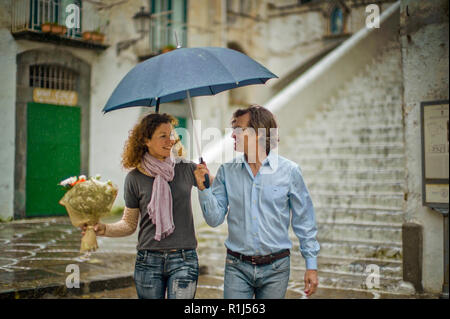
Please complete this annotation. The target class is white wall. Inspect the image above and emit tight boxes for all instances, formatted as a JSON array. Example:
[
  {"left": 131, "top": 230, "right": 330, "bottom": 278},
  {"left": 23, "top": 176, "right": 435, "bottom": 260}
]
[
  {"left": 0, "top": 28, "right": 17, "bottom": 220},
  {"left": 400, "top": 0, "right": 449, "bottom": 293}
]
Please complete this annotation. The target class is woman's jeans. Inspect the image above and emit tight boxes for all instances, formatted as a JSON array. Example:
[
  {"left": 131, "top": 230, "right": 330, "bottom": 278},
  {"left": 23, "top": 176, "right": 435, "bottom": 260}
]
[
  {"left": 134, "top": 249, "right": 199, "bottom": 299},
  {"left": 224, "top": 252, "right": 290, "bottom": 299}
]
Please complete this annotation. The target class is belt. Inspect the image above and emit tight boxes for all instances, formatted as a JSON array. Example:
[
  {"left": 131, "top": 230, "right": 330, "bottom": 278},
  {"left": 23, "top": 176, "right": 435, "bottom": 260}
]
[{"left": 227, "top": 249, "right": 290, "bottom": 265}]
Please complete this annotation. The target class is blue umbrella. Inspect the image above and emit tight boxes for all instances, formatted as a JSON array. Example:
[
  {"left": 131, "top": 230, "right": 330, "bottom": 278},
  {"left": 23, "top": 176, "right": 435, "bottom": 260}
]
[
  {"left": 103, "top": 47, "right": 277, "bottom": 113},
  {"left": 102, "top": 46, "right": 277, "bottom": 187}
]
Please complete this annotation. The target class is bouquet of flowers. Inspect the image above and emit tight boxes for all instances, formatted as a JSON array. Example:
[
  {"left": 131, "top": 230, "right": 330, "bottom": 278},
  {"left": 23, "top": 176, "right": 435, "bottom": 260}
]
[{"left": 58, "top": 175, "right": 118, "bottom": 253}]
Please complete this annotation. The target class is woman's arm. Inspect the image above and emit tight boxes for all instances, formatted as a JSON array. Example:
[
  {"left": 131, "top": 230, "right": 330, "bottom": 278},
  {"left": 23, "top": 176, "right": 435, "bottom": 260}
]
[{"left": 91, "top": 207, "right": 140, "bottom": 237}]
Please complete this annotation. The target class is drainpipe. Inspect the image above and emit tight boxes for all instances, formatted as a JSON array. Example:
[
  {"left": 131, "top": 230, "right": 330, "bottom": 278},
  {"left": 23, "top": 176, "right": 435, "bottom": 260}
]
[{"left": 435, "top": 208, "right": 449, "bottom": 299}]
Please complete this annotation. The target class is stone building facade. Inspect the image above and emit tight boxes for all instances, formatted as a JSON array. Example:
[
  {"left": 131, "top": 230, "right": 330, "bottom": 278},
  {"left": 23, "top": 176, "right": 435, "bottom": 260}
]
[{"left": 0, "top": 0, "right": 447, "bottom": 296}]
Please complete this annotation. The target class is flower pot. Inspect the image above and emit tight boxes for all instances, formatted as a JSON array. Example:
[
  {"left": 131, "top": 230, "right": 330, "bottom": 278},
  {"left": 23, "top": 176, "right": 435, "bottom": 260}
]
[
  {"left": 51, "top": 24, "right": 63, "bottom": 34},
  {"left": 41, "top": 23, "right": 52, "bottom": 33},
  {"left": 82, "top": 31, "right": 93, "bottom": 41},
  {"left": 91, "top": 32, "right": 105, "bottom": 44},
  {"left": 60, "top": 26, "right": 67, "bottom": 36}
]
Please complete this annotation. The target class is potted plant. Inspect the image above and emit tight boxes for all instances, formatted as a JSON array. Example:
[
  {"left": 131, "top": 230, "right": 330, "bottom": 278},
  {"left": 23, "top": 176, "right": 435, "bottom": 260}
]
[
  {"left": 41, "top": 21, "right": 52, "bottom": 33},
  {"left": 82, "top": 31, "right": 93, "bottom": 40},
  {"left": 91, "top": 28, "right": 105, "bottom": 43},
  {"left": 161, "top": 44, "right": 176, "bottom": 54},
  {"left": 51, "top": 23, "right": 63, "bottom": 34}
]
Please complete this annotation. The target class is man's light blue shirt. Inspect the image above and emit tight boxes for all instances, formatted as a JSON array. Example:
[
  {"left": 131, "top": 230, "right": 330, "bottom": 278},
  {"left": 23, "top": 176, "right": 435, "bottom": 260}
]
[{"left": 198, "top": 152, "right": 320, "bottom": 269}]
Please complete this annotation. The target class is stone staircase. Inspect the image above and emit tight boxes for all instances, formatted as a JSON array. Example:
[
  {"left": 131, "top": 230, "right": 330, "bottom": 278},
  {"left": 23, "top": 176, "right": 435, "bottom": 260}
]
[{"left": 279, "top": 39, "right": 410, "bottom": 293}]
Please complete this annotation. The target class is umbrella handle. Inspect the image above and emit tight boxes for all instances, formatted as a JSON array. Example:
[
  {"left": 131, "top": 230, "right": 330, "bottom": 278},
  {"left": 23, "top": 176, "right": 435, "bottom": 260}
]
[{"left": 199, "top": 157, "right": 210, "bottom": 189}]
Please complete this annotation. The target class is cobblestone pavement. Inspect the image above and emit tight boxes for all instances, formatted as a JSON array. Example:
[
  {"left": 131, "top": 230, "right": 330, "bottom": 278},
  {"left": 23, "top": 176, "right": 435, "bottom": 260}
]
[{"left": 0, "top": 216, "right": 438, "bottom": 299}]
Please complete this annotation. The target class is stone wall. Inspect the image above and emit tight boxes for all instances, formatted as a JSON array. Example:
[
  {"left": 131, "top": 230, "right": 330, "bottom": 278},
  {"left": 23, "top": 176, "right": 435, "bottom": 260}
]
[{"left": 400, "top": 0, "right": 449, "bottom": 293}]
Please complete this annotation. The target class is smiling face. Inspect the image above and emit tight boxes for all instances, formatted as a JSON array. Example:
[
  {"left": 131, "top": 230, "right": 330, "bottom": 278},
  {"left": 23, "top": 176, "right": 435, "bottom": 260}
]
[{"left": 145, "top": 122, "right": 176, "bottom": 161}]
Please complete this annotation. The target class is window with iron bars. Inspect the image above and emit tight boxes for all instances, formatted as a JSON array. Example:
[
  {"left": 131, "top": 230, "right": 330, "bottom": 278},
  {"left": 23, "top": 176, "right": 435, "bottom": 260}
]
[{"left": 29, "top": 64, "right": 78, "bottom": 91}]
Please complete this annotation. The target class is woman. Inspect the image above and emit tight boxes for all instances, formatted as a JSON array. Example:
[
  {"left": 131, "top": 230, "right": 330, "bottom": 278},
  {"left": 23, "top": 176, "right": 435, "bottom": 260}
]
[{"left": 83, "top": 112, "right": 202, "bottom": 299}]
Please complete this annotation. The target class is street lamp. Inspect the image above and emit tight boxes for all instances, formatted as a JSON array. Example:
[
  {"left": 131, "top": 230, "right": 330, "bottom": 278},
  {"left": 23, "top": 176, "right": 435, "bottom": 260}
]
[
  {"left": 116, "top": 6, "right": 151, "bottom": 55},
  {"left": 133, "top": 6, "right": 151, "bottom": 37}
]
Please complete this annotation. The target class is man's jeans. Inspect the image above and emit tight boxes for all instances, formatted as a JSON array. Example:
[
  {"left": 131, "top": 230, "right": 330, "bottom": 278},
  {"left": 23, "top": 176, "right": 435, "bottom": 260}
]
[
  {"left": 224, "top": 252, "right": 290, "bottom": 299},
  {"left": 134, "top": 249, "right": 199, "bottom": 299}
]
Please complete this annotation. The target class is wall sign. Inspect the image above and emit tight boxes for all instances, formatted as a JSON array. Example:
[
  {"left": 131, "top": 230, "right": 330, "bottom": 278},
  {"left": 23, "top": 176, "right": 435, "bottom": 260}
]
[
  {"left": 33, "top": 88, "right": 78, "bottom": 106},
  {"left": 421, "top": 100, "right": 449, "bottom": 209}
]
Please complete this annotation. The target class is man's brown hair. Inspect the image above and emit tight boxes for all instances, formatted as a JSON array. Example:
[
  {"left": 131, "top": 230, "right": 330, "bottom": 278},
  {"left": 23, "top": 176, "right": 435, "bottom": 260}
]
[{"left": 232, "top": 105, "right": 279, "bottom": 155}]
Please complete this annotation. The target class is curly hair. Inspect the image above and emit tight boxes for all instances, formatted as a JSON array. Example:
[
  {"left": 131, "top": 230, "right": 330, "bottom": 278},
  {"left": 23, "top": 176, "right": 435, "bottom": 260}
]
[{"left": 121, "top": 112, "right": 178, "bottom": 169}]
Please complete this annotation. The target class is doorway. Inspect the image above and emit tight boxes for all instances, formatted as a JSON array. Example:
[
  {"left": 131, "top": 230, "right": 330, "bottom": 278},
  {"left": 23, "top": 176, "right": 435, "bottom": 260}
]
[{"left": 26, "top": 102, "right": 81, "bottom": 217}]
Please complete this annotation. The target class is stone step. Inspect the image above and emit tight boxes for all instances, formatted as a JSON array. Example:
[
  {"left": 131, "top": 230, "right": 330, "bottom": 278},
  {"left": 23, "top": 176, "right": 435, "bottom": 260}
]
[
  {"left": 295, "top": 126, "right": 403, "bottom": 140},
  {"left": 300, "top": 167, "right": 405, "bottom": 181},
  {"left": 290, "top": 252, "right": 402, "bottom": 278},
  {"left": 295, "top": 134, "right": 404, "bottom": 145},
  {"left": 296, "top": 148, "right": 405, "bottom": 157},
  {"left": 295, "top": 157, "right": 405, "bottom": 170},
  {"left": 322, "top": 100, "right": 402, "bottom": 111},
  {"left": 315, "top": 222, "right": 402, "bottom": 244},
  {"left": 310, "top": 192, "right": 404, "bottom": 210},
  {"left": 314, "top": 207, "right": 404, "bottom": 225},
  {"left": 307, "top": 108, "right": 403, "bottom": 119},
  {"left": 295, "top": 239, "right": 402, "bottom": 261},
  {"left": 301, "top": 118, "right": 403, "bottom": 130},
  {"left": 290, "top": 264, "right": 404, "bottom": 292},
  {"left": 294, "top": 153, "right": 405, "bottom": 161},
  {"left": 295, "top": 141, "right": 404, "bottom": 148},
  {"left": 307, "top": 180, "right": 404, "bottom": 193}
]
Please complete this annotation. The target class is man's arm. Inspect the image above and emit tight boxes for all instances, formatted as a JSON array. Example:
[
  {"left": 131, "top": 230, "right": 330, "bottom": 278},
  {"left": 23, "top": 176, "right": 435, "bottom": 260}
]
[
  {"left": 196, "top": 165, "right": 229, "bottom": 227},
  {"left": 288, "top": 164, "right": 320, "bottom": 269}
]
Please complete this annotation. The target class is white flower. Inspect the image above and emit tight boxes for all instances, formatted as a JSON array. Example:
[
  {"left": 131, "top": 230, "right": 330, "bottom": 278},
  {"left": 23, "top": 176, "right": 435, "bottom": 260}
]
[{"left": 59, "top": 176, "right": 77, "bottom": 186}]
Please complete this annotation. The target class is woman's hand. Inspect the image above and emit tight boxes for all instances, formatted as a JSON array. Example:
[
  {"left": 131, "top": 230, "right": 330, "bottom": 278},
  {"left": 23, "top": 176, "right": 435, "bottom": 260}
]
[
  {"left": 81, "top": 223, "right": 106, "bottom": 236},
  {"left": 194, "top": 163, "right": 212, "bottom": 191}
]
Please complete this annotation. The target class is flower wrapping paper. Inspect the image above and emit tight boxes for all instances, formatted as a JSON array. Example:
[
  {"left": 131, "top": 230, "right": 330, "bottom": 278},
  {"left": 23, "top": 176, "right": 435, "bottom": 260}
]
[{"left": 59, "top": 177, "right": 118, "bottom": 252}]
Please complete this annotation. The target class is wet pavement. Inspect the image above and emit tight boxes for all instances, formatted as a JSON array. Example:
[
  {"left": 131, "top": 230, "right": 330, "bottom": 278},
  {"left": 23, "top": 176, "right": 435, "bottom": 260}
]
[{"left": 0, "top": 216, "right": 438, "bottom": 299}]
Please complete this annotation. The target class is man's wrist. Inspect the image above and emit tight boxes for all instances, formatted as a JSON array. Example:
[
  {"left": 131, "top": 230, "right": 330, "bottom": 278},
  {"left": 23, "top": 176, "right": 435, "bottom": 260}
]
[{"left": 305, "top": 257, "right": 317, "bottom": 270}]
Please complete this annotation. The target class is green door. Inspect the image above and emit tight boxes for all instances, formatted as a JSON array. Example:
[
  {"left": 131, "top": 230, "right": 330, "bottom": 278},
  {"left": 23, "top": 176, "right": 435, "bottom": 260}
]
[{"left": 26, "top": 102, "right": 81, "bottom": 217}]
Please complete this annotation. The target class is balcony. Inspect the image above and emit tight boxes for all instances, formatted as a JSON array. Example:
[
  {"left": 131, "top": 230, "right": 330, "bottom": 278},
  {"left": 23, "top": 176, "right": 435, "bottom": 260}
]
[
  {"left": 133, "top": 12, "right": 188, "bottom": 61},
  {"left": 11, "top": 0, "right": 108, "bottom": 51}
]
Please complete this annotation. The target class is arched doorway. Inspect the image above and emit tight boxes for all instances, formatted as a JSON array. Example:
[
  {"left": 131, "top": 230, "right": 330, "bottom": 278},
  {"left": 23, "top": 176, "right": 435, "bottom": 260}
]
[{"left": 14, "top": 49, "right": 91, "bottom": 218}]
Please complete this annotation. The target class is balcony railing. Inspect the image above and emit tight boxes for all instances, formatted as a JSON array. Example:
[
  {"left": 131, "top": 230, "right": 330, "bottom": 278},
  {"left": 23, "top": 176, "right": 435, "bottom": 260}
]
[
  {"left": 12, "top": 0, "right": 82, "bottom": 38},
  {"left": 150, "top": 18, "right": 187, "bottom": 53},
  {"left": 11, "top": 0, "right": 107, "bottom": 49}
]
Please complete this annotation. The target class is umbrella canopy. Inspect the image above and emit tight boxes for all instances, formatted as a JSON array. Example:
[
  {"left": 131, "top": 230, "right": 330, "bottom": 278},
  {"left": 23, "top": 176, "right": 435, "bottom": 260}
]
[{"left": 102, "top": 47, "right": 277, "bottom": 113}]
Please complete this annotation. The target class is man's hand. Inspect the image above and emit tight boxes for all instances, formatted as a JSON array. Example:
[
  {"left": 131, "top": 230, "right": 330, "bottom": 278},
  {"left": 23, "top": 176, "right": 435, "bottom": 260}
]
[
  {"left": 194, "top": 163, "right": 212, "bottom": 191},
  {"left": 304, "top": 269, "right": 318, "bottom": 297}
]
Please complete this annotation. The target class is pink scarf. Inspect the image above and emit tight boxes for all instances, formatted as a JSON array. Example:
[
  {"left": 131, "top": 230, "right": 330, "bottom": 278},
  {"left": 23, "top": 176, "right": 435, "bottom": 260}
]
[{"left": 140, "top": 152, "right": 175, "bottom": 241}]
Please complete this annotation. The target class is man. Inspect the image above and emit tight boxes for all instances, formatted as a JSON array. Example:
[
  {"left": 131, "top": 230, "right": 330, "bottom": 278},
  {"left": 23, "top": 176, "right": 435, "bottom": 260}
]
[{"left": 194, "top": 105, "right": 320, "bottom": 299}]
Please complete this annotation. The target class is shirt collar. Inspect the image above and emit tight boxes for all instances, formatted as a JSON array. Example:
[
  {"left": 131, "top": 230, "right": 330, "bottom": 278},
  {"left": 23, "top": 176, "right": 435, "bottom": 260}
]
[{"left": 240, "top": 150, "right": 277, "bottom": 170}]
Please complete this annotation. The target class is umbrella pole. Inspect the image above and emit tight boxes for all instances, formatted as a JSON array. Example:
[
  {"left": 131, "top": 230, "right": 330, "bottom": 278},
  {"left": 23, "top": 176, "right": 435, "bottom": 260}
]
[
  {"left": 186, "top": 90, "right": 210, "bottom": 189},
  {"left": 155, "top": 98, "right": 160, "bottom": 113}
]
